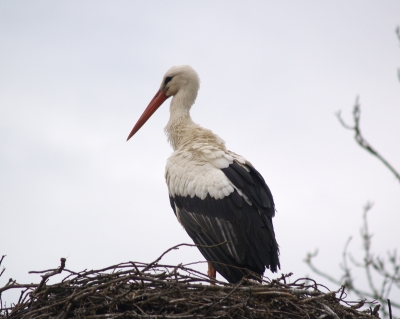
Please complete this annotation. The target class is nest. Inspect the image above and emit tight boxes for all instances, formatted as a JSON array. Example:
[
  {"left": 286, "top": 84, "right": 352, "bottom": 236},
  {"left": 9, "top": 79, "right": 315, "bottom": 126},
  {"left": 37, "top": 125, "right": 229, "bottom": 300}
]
[{"left": 0, "top": 245, "right": 381, "bottom": 319}]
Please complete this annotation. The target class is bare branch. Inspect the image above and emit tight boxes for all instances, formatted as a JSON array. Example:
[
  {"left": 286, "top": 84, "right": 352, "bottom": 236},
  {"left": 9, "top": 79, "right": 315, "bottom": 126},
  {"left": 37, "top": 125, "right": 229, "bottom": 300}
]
[
  {"left": 305, "top": 205, "right": 400, "bottom": 317},
  {"left": 304, "top": 250, "right": 341, "bottom": 286},
  {"left": 361, "top": 203, "right": 379, "bottom": 299},
  {"left": 0, "top": 256, "right": 5, "bottom": 279},
  {"left": 336, "top": 97, "right": 400, "bottom": 183},
  {"left": 396, "top": 26, "right": 400, "bottom": 83}
]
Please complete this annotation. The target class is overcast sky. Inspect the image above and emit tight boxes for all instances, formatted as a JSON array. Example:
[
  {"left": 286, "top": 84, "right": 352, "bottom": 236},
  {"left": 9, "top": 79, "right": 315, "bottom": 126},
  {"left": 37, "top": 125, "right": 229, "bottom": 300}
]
[{"left": 1, "top": 1, "right": 399, "bottom": 311}]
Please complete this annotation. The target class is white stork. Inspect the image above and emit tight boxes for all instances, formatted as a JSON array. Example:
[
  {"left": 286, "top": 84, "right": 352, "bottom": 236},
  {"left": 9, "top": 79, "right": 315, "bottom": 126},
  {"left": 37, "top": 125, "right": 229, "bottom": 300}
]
[{"left": 127, "top": 65, "right": 280, "bottom": 283}]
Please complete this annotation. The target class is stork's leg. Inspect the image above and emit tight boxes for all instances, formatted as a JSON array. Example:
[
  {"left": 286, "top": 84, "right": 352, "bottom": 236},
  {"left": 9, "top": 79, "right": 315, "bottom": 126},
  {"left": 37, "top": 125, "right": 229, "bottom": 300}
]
[{"left": 207, "top": 262, "right": 216, "bottom": 286}]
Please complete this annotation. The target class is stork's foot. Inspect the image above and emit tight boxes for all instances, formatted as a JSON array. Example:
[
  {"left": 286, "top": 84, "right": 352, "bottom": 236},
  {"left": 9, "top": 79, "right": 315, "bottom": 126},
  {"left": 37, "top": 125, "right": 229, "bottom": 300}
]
[{"left": 207, "top": 262, "right": 217, "bottom": 286}]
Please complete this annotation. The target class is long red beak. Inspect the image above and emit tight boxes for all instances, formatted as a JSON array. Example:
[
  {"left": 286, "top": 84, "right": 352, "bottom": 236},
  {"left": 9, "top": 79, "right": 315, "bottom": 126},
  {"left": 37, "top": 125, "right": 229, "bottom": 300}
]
[{"left": 126, "top": 90, "right": 169, "bottom": 141}]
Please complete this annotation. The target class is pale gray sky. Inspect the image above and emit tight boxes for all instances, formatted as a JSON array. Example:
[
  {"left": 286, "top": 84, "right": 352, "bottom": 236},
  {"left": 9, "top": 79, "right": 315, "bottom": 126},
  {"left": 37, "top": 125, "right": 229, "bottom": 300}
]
[{"left": 1, "top": 0, "right": 399, "bottom": 310}]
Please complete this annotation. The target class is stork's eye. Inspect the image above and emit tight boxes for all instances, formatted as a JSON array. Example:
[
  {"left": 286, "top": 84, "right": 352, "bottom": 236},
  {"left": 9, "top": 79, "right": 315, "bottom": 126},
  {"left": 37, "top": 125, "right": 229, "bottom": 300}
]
[{"left": 164, "top": 76, "right": 173, "bottom": 85}]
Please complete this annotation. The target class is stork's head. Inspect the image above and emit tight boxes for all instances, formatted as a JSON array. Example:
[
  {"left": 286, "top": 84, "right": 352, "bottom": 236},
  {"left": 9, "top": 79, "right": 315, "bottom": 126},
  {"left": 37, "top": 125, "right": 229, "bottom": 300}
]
[
  {"left": 161, "top": 65, "right": 200, "bottom": 98},
  {"left": 127, "top": 65, "right": 200, "bottom": 141}
]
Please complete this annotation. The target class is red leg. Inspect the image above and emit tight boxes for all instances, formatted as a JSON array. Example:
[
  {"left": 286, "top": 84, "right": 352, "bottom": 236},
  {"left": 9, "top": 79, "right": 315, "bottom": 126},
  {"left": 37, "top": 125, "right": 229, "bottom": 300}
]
[{"left": 207, "top": 262, "right": 217, "bottom": 286}]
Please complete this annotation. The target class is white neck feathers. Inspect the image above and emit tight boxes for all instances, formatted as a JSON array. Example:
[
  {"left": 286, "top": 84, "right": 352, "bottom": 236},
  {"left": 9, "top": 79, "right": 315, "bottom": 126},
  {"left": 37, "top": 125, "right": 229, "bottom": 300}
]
[{"left": 164, "top": 84, "right": 198, "bottom": 150}]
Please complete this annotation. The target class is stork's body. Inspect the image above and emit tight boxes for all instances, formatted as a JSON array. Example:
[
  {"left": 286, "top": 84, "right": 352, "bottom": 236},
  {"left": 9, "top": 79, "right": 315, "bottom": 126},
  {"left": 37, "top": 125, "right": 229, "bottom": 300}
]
[{"left": 127, "top": 66, "right": 280, "bottom": 283}]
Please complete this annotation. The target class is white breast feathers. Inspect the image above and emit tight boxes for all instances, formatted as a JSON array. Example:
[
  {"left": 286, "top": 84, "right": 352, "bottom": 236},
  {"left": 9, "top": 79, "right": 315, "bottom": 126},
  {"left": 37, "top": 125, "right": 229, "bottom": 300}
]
[{"left": 166, "top": 139, "right": 252, "bottom": 200}]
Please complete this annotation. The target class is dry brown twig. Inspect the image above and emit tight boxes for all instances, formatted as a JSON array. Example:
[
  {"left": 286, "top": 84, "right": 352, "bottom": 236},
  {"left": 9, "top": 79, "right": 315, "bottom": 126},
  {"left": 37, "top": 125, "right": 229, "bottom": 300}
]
[{"left": 30, "top": 258, "right": 66, "bottom": 295}]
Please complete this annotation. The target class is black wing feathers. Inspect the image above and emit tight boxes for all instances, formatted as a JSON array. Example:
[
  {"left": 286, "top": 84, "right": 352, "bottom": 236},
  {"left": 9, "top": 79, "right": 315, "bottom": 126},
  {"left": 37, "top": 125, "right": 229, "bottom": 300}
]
[
  {"left": 222, "top": 162, "right": 275, "bottom": 214},
  {"left": 170, "top": 160, "right": 280, "bottom": 284},
  {"left": 172, "top": 193, "right": 261, "bottom": 283}
]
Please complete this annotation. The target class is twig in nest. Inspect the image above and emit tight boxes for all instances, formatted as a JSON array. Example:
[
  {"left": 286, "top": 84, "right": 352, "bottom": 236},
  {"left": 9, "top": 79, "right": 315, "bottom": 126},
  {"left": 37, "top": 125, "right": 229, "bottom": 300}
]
[
  {"left": 31, "top": 258, "right": 66, "bottom": 295},
  {"left": 142, "top": 242, "right": 228, "bottom": 272}
]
